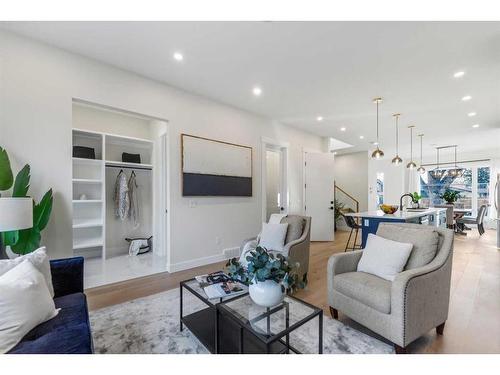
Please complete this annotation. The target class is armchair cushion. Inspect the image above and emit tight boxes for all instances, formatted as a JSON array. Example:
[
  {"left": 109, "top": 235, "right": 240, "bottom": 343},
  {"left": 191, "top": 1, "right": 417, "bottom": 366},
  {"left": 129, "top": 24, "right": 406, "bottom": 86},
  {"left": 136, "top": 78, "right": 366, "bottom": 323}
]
[
  {"left": 333, "top": 271, "right": 392, "bottom": 314},
  {"left": 280, "top": 215, "right": 305, "bottom": 244},
  {"left": 377, "top": 224, "right": 439, "bottom": 270},
  {"left": 357, "top": 234, "right": 413, "bottom": 281},
  {"left": 259, "top": 222, "right": 288, "bottom": 252}
]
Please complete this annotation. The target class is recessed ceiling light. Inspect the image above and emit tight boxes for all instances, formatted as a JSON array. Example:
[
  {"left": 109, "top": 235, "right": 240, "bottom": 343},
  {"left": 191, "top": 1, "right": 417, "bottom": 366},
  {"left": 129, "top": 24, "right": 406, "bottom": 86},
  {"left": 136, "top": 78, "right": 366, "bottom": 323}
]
[
  {"left": 340, "top": 127, "right": 346, "bottom": 132},
  {"left": 472, "top": 124, "right": 480, "bottom": 128},
  {"left": 462, "top": 95, "right": 472, "bottom": 101},
  {"left": 453, "top": 71, "right": 465, "bottom": 78},
  {"left": 252, "top": 87, "right": 262, "bottom": 96},
  {"left": 359, "top": 135, "right": 364, "bottom": 139},
  {"left": 316, "top": 116, "right": 323, "bottom": 122},
  {"left": 467, "top": 112, "right": 477, "bottom": 117},
  {"left": 173, "top": 52, "right": 184, "bottom": 61}
]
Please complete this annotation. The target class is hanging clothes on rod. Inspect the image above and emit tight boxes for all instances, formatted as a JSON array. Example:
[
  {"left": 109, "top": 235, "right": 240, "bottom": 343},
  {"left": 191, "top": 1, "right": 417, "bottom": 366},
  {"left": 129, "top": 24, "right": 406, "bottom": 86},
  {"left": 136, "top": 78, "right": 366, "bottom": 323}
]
[
  {"left": 114, "top": 169, "right": 130, "bottom": 221},
  {"left": 128, "top": 170, "right": 140, "bottom": 228}
]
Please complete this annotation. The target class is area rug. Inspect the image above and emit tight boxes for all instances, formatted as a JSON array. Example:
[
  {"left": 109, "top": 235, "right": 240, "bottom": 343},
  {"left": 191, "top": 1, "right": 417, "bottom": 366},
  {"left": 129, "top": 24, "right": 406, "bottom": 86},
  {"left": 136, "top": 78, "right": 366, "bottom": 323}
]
[{"left": 89, "top": 288, "right": 393, "bottom": 354}]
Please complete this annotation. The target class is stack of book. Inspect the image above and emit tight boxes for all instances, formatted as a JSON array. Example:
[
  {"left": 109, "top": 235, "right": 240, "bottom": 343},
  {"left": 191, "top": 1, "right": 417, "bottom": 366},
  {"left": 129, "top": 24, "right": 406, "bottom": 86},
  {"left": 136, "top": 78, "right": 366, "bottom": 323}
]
[{"left": 195, "top": 271, "right": 248, "bottom": 299}]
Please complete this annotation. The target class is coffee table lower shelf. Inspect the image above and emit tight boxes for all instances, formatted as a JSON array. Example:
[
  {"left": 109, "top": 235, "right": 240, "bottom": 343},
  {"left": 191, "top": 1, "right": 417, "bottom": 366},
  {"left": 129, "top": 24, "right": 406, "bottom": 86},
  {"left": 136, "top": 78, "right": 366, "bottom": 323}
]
[{"left": 182, "top": 307, "right": 291, "bottom": 354}]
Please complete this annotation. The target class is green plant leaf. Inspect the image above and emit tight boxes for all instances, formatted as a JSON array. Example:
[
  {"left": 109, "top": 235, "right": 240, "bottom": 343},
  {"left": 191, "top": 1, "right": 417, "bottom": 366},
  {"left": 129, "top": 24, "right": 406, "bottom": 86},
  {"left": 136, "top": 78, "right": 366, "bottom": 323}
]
[
  {"left": 12, "top": 164, "right": 31, "bottom": 197},
  {"left": 1, "top": 230, "right": 19, "bottom": 247},
  {"left": 34, "top": 189, "right": 53, "bottom": 231},
  {"left": 0, "top": 146, "right": 14, "bottom": 191},
  {"left": 10, "top": 227, "right": 41, "bottom": 255}
]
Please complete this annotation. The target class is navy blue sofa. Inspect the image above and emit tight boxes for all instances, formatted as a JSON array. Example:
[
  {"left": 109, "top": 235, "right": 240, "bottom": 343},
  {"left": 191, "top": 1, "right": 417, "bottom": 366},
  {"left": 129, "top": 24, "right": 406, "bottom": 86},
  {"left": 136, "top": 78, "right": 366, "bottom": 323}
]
[{"left": 8, "top": 257, "right": 94, "bottom": 354}]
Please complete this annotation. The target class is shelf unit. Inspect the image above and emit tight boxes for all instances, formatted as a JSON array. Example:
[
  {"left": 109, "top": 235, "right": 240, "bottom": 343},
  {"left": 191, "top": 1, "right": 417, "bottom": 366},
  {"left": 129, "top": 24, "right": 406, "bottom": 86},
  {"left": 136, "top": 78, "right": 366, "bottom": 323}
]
[
  {"left": 72, "top": 128, "right": 154, "bottom": 260},
  {"left": 72, "top": 129, "right": 105, "bottom": 258}
]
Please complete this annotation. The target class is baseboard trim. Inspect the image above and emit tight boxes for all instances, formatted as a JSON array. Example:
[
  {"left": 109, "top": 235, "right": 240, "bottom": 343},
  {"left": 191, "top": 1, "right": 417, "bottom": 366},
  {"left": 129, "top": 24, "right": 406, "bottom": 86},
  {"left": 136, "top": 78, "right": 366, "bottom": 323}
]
[{"left": 168, "top": 253, "right": 228, "bottom": 273}]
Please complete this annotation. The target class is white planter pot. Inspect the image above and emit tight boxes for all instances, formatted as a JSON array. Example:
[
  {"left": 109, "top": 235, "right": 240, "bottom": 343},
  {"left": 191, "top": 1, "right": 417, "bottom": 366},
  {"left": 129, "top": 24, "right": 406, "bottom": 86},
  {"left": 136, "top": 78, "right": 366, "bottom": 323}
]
[{"left": 249, "top": 279, "right": 284, "bottom": 307}]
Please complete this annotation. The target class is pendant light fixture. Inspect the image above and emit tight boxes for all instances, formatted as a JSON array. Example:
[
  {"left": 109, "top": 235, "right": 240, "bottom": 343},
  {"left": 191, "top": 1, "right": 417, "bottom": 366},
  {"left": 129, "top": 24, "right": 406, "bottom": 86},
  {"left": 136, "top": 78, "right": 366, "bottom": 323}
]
[
  {"left": 429, "top": 147, "right": 445, "bottom": 179},
  {"left": 417, "top": 134, "right": 426, "bottom": 174},
  {"left": 391, "top": 113, "right": 403, "bottom": 166},
  {"left": 406, "top": 125, "right": 417, "bottom": 169},
  {"left": 447, "top": 145, "right": 464, "bottom": 178},
  {"left": 371, "top": 97, "right": 384, "bottom": 159}
]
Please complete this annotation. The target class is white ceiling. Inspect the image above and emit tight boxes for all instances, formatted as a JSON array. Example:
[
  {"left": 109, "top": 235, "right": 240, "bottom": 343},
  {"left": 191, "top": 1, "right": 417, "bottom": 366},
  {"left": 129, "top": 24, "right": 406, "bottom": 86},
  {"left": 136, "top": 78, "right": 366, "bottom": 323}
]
[{"left": 1, "top": 21, "right": 499, "bottom": 159}]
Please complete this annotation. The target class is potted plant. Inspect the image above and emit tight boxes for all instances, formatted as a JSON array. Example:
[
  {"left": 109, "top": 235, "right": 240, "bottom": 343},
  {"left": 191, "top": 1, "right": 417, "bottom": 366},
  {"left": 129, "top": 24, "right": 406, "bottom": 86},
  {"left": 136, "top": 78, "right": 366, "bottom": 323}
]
[
  {"left": 0, "top": 146, "right": 53, "bottom": 258},
  {"left": 225, "top": 246, "right": 306, "bottom": 307},
  {"left": 411, "top": 192, "right": 422, "bottom": 208},
  {"left": 440, "top": 189, "right": 462, "bottom": 205},
  {"left": 333, "top": 198, "right": 345, "bottom": 231}
]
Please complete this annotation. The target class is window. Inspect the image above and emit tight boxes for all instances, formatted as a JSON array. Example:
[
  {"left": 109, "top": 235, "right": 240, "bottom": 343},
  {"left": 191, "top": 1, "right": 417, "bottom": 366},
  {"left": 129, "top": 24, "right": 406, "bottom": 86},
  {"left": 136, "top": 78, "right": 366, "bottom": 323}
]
[
  {"left": 376, "top": 172, "right": 384, "bottom": 206},
  {"left": 420, "top": 165, "right": 490, "bottom": 216}
]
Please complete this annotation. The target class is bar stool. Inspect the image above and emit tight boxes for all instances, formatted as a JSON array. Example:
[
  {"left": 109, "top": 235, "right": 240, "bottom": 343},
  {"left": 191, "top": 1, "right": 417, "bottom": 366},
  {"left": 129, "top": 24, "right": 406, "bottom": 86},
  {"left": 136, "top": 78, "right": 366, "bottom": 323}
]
[{"left": 342, "top": 214, "right": 362, "bottom": 251}]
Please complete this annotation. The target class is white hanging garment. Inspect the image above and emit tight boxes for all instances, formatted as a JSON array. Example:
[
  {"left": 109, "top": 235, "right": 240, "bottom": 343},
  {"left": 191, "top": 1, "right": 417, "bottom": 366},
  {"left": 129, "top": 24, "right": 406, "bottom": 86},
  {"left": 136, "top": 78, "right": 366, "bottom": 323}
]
[
  {"left": 128, "top": 171, "right": 140, "bottom": 228},
  {"left": 114, "top": 170, "right": 130, "bottom": 221}
]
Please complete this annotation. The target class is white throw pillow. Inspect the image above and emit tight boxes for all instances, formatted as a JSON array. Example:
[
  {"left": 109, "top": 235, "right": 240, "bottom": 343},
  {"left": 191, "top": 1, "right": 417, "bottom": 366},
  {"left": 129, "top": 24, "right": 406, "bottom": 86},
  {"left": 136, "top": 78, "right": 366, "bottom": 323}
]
[
  {"left": 0, "top": 247, "right": 54, "bottom": 297},
  {"left": 258, "top": 222, "right": 289, "bottom": 252},
  {"left": 0, "top": 260, "right": 60, "bottom": 353},
  {"left": 357, "top": 233, "right": 413, "bottom": 281}
]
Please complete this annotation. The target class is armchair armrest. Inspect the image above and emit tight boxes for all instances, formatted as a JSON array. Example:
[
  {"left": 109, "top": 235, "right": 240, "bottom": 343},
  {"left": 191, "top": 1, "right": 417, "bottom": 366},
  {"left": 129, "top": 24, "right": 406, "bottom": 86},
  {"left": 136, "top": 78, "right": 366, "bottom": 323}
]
[
  {"left": 50, "top": 257, "right": 84, "bottom": 298},
  {"left": 239, "top": 237, "right": 258, "bottom": 254},
  {"left": 390, "top": 253, "right": 453, "bottom": 346},
  {"left": 327, "top": 250, "right": 363, "bottom": 277}
]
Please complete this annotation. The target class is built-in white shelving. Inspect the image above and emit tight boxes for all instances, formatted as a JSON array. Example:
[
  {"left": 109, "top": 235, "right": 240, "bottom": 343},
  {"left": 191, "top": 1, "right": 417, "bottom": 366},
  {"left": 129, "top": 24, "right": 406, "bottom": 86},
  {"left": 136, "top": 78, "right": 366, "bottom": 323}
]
[
  {"left": 72, "top": 125, "right": 154, "bottom": 261},
  {"left": 72, "top": 178, "right": 102, "bottom": 184}
]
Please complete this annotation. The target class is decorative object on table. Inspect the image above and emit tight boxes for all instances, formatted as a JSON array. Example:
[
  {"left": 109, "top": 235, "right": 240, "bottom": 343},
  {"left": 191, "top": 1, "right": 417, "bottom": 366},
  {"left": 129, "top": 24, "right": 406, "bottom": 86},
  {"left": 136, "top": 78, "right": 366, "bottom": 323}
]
[
  {"left": 371, "top": 97, "right": 384, "bottom": 159},
  {"left": 411, "top": 192, "right": 422, "bottom": 208},
  {"left": 79, "top": 193, "right": 87, "bottom": 200},
  {"left": 391, "top": 113, "right": 403, "bottom": 166},
  {"left": 181, "top": 134, "right": 252, "bottom": 196},
  {"left": 406, "top": 125, "right": 417, "bottom": 169},
  {"left": 225, "top": 246, "right": 306, "bottom": 307},
  {"left": 379, "top": 204, "right": 399, "bottom": 214},
  {"left": 122, "top": 152, "right": 141, "bottom": 164},
  {"left": 0, "top": 146, "right": 53, "bottom": 257},
  {"left": 440, "top": 189, "right": 462, "bottom": 205},
  {"left": 72, "top": 145, "right": 95, "bottom": 159}
]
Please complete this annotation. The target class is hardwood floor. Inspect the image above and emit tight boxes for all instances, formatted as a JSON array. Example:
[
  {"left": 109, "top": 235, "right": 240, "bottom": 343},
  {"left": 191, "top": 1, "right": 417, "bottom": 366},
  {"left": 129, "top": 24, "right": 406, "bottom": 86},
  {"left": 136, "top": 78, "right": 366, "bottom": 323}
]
[{"left": 86, "top": 228, "right": 500, "bottom": 354}]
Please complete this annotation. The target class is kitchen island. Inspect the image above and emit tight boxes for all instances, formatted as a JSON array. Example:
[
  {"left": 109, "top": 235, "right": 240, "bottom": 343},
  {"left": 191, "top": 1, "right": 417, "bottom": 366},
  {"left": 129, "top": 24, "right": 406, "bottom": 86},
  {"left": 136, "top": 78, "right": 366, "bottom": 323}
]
[{"left": 345, "top": 208, "right": 447, "bottom": 248}]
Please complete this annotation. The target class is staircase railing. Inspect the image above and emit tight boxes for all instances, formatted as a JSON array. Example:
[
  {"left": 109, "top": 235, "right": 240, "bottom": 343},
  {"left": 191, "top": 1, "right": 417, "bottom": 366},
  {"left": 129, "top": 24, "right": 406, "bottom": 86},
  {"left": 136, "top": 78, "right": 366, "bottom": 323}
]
[{"left": 334, "top": 182, "right": 359, "bottom": 213}]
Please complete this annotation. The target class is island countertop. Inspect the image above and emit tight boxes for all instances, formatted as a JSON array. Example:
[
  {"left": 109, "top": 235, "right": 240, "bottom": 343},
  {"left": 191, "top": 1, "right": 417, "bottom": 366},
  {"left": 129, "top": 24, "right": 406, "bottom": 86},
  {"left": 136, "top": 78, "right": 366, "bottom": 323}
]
[{"left": 345, "top": 208, "right": 447, "bottom": 220}]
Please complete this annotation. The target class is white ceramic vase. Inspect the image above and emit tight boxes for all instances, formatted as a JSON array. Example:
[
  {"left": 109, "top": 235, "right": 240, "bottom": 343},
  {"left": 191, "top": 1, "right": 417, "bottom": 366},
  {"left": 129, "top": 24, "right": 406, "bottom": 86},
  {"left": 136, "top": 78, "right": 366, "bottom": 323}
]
[{"left": 249, "top": 279, "right": 284, "bottom": 307}]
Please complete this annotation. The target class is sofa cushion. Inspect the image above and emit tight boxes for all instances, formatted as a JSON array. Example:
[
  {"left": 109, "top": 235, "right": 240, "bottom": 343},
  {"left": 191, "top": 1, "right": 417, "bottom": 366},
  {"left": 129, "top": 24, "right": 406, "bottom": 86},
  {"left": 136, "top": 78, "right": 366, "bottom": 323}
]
[
  {"left": 377, "top": 224, "right": 439, "bottom": 270},
  {"left": 333, "top": 271, "right": 392, "bottom": 314},
  {"left": 281, "top": 215, "right": 305, "bottom": 244},
  {"left": 8, "top": 293, "right": 93, "bottom": 354}
]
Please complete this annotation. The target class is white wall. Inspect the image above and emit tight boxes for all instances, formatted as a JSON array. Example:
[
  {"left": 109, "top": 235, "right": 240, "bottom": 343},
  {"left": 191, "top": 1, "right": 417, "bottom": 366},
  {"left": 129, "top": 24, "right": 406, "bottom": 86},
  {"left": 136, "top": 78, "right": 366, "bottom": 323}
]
[
  {"left": 0, "top": 31, "right": 324, "bottom": 269},
  {"left": 334, "top": 151, "right": 369, "bottom": 212}
]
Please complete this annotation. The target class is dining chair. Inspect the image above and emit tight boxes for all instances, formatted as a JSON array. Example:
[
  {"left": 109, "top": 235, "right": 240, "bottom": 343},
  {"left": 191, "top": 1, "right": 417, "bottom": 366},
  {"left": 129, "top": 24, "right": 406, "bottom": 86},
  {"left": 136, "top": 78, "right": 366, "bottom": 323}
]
[{"left": 456, "top": 205, "right": 488, "bottom": 235}]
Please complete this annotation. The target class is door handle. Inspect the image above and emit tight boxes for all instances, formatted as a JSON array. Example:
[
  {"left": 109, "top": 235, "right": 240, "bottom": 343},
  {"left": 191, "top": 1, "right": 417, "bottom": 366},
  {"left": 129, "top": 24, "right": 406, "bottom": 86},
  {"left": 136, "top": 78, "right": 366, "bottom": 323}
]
[
  {"left": 280, "top": 207, "right": 284, "bottom": 211},
  {"left": 329, "top": 206, "right": 334, "bottom": 210}
]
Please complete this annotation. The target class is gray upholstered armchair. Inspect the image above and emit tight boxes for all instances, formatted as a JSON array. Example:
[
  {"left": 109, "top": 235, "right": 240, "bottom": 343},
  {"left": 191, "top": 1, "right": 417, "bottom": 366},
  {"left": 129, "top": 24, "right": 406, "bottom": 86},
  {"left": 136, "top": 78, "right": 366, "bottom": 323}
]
[
  {"left": 240, "top": 215, "right": 311, "bottom": 281},
  {"left": 327, "top": 223, "right": 454, "bottom": 353}
]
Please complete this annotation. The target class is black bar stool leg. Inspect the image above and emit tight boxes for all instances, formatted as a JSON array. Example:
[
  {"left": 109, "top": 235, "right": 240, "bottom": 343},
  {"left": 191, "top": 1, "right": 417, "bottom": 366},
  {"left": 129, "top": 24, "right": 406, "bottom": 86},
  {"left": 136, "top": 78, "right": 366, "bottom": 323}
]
[{"left": 345, "top": 228, "right": 353, "bottom": 252}]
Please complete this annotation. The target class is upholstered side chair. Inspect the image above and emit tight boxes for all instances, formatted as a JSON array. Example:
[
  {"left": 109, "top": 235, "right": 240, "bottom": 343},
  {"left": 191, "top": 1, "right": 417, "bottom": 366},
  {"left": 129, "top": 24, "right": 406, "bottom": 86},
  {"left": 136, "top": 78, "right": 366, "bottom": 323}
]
[
  {"left": 240, "top": 215, "right": 311, "bottom": 281},
  {"left": 327, "top": 223, "right": 454, "bottom": 353}
]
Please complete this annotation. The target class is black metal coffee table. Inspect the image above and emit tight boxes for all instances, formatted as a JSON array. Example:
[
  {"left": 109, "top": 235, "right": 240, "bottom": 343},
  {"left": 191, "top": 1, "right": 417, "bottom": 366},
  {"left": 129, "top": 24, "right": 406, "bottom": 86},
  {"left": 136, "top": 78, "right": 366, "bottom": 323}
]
[{"left": 180, "top": 278, "right": 323, "bottom": 354}]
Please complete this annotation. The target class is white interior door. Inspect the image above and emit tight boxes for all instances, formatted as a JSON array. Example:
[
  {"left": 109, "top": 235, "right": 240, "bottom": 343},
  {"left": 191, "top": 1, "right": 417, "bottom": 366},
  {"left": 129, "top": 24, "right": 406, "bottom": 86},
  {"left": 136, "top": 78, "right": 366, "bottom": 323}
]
[{"left": 304, "top": 152, "right": 335, "bottom": 241}]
